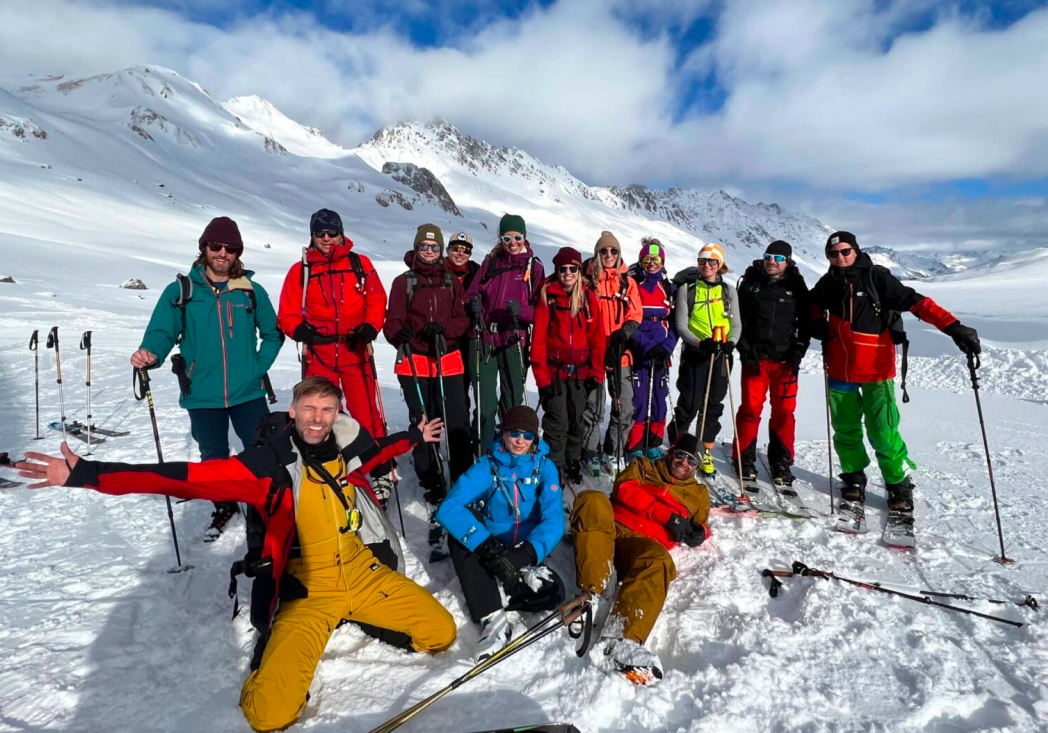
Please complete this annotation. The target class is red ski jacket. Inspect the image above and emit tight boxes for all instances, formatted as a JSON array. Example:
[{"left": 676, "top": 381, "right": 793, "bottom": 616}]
[
  {"left": 277, "top": 241, "right": 386, "bottom": 369},
  {"left": 530, "top": 278, "right": 605, "bottom": 388},
  {"left": 810, "top": 253, "right": 957, "bottom": 383},
  {"left": 611, "top": 456, "right": 710, "bottom": 550}
]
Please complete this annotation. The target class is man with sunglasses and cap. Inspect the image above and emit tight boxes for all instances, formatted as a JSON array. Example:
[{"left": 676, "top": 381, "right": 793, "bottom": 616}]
[
  {"left": 732, "top": 240, "right": 810, "bottom": 487},
  {"left": 571, "top": 433, "right": 710, "bottom": 685},
  {"left": 278, "top": 209, "right": 396, "bottom": 505},
  {"left": 130, "top": 216, "right": 282, "bottom": 540},
  {"left": 811, "top": 231, "right": 981, "bottom": 539}
]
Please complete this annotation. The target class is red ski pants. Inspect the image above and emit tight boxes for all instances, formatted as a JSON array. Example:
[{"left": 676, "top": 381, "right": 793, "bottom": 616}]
[{"left": 732, "top": 360, "right": 798, "bottom": 466}]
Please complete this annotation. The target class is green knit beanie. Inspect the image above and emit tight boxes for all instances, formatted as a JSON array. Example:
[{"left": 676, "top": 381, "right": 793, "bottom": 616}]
[{"left": 499, "top": 214, "right": 526, "bottom": 237}]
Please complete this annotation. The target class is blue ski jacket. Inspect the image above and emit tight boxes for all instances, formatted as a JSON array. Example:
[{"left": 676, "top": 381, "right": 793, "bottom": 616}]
[{"left": 436, "top": 438, "right": 564, "bottom": 561}]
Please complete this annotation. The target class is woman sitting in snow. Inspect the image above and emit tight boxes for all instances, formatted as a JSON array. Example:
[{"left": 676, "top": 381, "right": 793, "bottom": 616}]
[{"left": 435, "top": 405, "right": 566, "bottom": 663}]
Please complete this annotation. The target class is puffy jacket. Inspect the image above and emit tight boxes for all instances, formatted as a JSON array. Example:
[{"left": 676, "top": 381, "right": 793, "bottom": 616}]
[
  {"left": 673, "top": 270, "right": 742, "bottom": 351},
  {"left": 277, "top": 240, "right": 386, "bottom": 369},
  {"left": 384, "top": 252, "right": 470, "bottom": 372},
  {"left": 465, "top": 243, "right": 545, "bottom": 349},
  {"left": 736, "top": 261, "right": 811, "bottom": 363},
  {"left": 810, "top": 253, "right": 956, "bottom": 383},
  {"left": 436, "top": 438, "right": 564, "bottom": 561},
  {"left": 612, "top": 456, "right": 710, "bottom": 550},
  {"left": 530, "top": 278, "right": 605, "bottom": 388},
  {"left": 140, "top": 264, "right": 282, "bottom": 410},
  {"left": 585, "top": 258, "right": 642, "bottom": 367},
  {"left": 64, "top": 414, "right": 418, "bottom": 633},
  {"left": 629, "top": 269, "right": 677, "bottom": 362}
]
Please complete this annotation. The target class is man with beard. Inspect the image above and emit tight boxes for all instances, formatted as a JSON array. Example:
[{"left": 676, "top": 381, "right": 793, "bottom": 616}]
[{"left": 130, "top": 216, "right": 283, "bottom": 540}]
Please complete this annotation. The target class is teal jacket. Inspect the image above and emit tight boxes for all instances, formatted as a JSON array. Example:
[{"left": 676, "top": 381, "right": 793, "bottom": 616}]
[{"left": 140, "top": 265, "right": 283, "bottom": 410}]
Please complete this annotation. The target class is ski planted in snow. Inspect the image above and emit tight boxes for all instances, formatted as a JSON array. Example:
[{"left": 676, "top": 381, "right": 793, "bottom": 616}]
[
  {"left": 834, "top": 499, "right": 868, "bottom": 534},
  {"left": 756, "top": 451, "right": 821, "bottom": 519},
  {"left": 882, "top": 509, "right": 916, "bottom": 549}
]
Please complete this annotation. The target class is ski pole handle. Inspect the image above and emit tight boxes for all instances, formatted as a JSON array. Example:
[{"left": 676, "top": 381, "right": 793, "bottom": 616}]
[
  {"left": 262, "top": 374, "right": 278, "bottom": 404},
  {"left": 47, "top": 327, "right": 63, "bottom": 381},
  {"left": 30, "top": 330, "right": 39, "bottom": 351},
  {"left": 80, "top": 331, "right": 92, "bottom": 351},
  {"left": 762, "top": 568, "right": 787, "bottom": 598}
]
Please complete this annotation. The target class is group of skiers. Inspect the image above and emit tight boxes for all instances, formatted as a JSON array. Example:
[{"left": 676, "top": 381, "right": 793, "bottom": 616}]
[{"left": 7, "top": 210, "right": 983, "bottom": 732}]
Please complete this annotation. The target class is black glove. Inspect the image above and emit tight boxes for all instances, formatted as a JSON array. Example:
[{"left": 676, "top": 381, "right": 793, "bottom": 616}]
[
  {"left": 420, "top": 322, "right": 446, "bottom": 340},
  {"left": 944, "top": 321, "right": 981, "bottom": 356},
  {"left": 470, "top": 295, "right": 484, "bottom": 316},
  {"left": 684, "top": 521, "right": 709, "bottom": 548},
  {"left": 293, "top": 322, "right": 319, "bottom": 345},
  {"left": 787, "top": 347, "right": 807, "bottom": 374},
  {"left": 477, "top": 537, "right": 536, "bottom": 584},
  {"left": 737, "top": 341, "right": 759, "bottom": 371},
  {"left": 604, "top": 347, "right": 621, "bottom": 369},
  {"left": 354, "top": 323, "right": 378, "bottom": 345},
  {"left": 698, "top": 338, "right": 719, "bottom": 355},
  {"left": 610, "top": 328, "right": 629, "bottom": 348},
  {"left": 390, "top": 327, "right": 414, "bottom": 348},
  {"left": 539, "top": 384, "right": 555, "bottom": 407},
  {"left": 665, "top": 514, "right": 693, "bottom": 544},
  {"left": 506, "top": 299, "right": 522, "bottom": 319},
  {"left": 585, "top": 376, "right": 601, "bottom": 393},
  {"left": 720, "top": 341, "right": 735, "bottom": 355},
  {"left": 647, "top": 345, "right": 670, "bottom": 363}
]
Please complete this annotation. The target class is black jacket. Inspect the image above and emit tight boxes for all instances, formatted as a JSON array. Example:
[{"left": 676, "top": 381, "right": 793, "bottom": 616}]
[{"left": 736, "top": 260, "right": 811, "bottom": 362}]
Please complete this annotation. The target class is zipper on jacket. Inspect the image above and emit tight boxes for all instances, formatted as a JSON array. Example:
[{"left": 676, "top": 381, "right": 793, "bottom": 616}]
[{"left": 215, "top": 290, "right": 230, "bottom": 407}]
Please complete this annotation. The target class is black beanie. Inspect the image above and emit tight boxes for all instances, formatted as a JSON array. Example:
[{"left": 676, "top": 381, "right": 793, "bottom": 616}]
[
  {"left": 500, "top": 405, "right": 539, "bottom": 435},
  {"left": 825, "top": 231, "right": 859, "bottom": 254},
  {"left": 766, "top": 240, "right": 792, "bottom": 259},
  {"left": 672, "top": 433, "right": 700, "bottom": 457},
  {"left": 310, "top": 209, "right": 344, "bottom": 235},
  {"left": 198, "top": 216, "right": 243, "bottom": 251}
]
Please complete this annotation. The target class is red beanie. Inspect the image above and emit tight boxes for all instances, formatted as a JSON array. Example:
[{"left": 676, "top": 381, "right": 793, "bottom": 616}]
[
  {"left": 553, "top": 247, "right": 582, "bottom": 268},
  {"left": 199, "top": 217, "right": 243, "bottom": 251}
]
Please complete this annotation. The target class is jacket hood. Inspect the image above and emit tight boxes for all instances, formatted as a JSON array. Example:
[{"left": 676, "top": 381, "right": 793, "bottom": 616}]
[
  {"left": 189, "top": 263, "right": 255, "bottom": 290},
  {"left": 306, "top": 239, "right": 355, "bottom": 264},
  {"left": 487, "top": 436, "right": 551, "bottom": 470}
]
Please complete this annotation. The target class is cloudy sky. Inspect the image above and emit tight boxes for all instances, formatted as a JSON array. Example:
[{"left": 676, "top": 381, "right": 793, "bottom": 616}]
[{"left": 2, "top": 0, "right": 1047, "bottom": 252}]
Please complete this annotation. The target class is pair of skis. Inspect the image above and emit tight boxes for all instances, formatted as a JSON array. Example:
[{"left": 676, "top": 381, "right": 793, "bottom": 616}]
[
  {"left": 834, "top": 486, "right": 916, "bottom": 549},
  {"left": 705, "top": 443, "right": 820, "bottom": 519},
  {"left": 48, "top": 420, "right": 130, "bottom": 446}
]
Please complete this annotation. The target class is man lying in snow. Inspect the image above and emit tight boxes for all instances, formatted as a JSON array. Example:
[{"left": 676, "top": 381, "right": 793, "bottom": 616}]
[
  {"left": 11, "top": 376, "right": 456, "bottom": 732},
  {"left": 570, "top": 433, "right": 711, "bottom": 685}
]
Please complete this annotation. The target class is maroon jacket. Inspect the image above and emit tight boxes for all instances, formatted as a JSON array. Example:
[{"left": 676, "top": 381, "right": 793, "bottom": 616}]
[{"left": 384, "top": 251, "right": 470, "bottom": 357}]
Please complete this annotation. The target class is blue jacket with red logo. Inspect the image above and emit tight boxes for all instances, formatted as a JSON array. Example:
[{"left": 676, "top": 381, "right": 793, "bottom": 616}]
[{"left": 436, "top": 438, "right": 564, "bottom": 561}]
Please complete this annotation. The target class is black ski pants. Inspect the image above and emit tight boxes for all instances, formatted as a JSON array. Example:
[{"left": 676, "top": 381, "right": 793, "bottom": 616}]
[
  {"left": 449, "top": 539, "right": 565, "bottom": 623},
  {"left": 399, "top": 373, "right": 470, "bottom": 502},
  {"left": 669, "top": 349, "right": 731, "bottom": 445},
  {"left": 539, "top": 377, "right": 587, "bottom": 470}
]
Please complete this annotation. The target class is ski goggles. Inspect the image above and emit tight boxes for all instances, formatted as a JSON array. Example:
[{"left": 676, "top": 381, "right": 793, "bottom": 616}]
[
  {"left": 501, "top": 234, "right": 525, "bottom": 244},
  {"left": 599, "top": 247, "right": 619, "bottom": 257},
  {"left": 641, "top": 256, "right": 663, "bottom": 266},
  {"left": 204, "top": 242, "right": 243, "bottom": 255},
  {"left": 827, "top": 247, "right": 854, "bottom": 259},
  {"left": 448, "top": 243, "right": 472, "bottom": 254},
  {"left": 557, "top": 265, "right": 580, "bottom": 274},
  {"left": 313, "top": 230, "right": 340, "bottom": 240},
  {"left": 416, "top": 242, "right": 442, "bottom": 252},
  {"left": 763, "top": 254, "right": 787, "bottom": 263},
  {"left": 698, "top": 258, "right": 720, "bottom": 267},
  {"left": 506, "top": 429, "right": 536, "bottom": 441},
  {"left": 672, "top": 450, "right": 699, "bottom": 467}
]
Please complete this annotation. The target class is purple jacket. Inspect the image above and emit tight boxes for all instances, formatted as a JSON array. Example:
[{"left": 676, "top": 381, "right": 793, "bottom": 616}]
[
  {"left": 629, "top": 270, "right": 677, "bottom": 361},
  {"left": 465, "top": 243, "right": 545, "bottom": 348}
]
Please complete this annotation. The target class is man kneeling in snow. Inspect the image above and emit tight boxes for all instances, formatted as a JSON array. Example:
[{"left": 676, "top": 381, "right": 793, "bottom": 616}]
[
  {"left": 571, "top": 433, "right": 710, "bottom": 685},
  {"left": 12, "top": 376, "right": 456, "bottom": 732}
]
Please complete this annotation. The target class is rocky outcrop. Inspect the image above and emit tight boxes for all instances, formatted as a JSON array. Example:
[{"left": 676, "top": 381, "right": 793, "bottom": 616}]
[{"left": 380, "top": 162, "right": 461, "bottom": 216}]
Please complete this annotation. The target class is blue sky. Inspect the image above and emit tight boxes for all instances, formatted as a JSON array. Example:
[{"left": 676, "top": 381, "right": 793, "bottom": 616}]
[{"left": 1, "top": 0, "right": 1047, "bottom": 251}]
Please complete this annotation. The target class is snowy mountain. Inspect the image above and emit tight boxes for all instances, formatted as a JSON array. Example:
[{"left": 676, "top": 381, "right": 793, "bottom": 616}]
[
  {"left": 354, "top": 120, "right": 833, "bottom": 269},
  {"left": 222, "top": 95, "right": 351, "bottom": 159},
  {"left": 865, "top": 245, "right": 999, "bottom": 280},
  {"left": 2, "top": 64, "right": 1047, "bottom": 733}
]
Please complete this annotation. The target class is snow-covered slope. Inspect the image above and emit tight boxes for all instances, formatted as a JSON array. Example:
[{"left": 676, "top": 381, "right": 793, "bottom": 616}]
[
  {"left": 865, "top": 245, "right": 998, "bottom": 280},
  {"left": 223, "top": 95, "right": 351, "bottom": 159},
  {"left": 1, "top": 64, "right": 1047, "bottom": 733}
]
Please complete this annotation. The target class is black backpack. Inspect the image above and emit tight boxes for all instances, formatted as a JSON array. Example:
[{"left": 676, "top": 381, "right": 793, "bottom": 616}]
[{"left": 861, "top": 266, "right": 910, "bottom": 402}]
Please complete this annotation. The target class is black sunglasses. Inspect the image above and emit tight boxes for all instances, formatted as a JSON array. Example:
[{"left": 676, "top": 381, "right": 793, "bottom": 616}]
[
  {"left": 205, "top": 242, "right": 242, "bottom": 255},
  {"left": 558, "top": 265, "right": 579, "bottom": 274},
  {"left": 599, "top": 248, "right": 619, "bottom": 256},
  {"left": 828, "top": 247, "right": 854, "bottom": 259},
  {"left": 672, "top": 450, "right": 699, "bottom": 467},
  {"left": 314, "top": 230, "right": 340, "bottom": 240}
]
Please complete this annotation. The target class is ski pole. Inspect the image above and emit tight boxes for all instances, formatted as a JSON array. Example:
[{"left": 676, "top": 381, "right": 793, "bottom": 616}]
[
  {"left": 966, "top": 353, "right": 1012, "bottom": 564},
  {"left": 506, "top": 299, "right": 530, "bottom": 409},
  {"left": 299, "top": 246, "right": 310, "bottom": 380},
  {"left": 80, "top": 331, "right": 94, "bottom": 453},
  {"left": 46, "top": 327, "right": 68, "bottom": 445},
  {"left": 366, "top": 593, "right": 591, "bottom": 733},
  {"left": 724, "top": 351, "right": 746, "bottom": 498},
  {"left": 30, "top": 330, "right": 42, "bottom": 440},
  {"left": 401, "top": 344, "right": 447, "bottom": 495},
  {"left": 695, "top": 325, "right": 724, "bottom": 451},
  {"left": 786, "top": 561, "right": 1022, "bottom": 627},
  {"left": 473, "top": 333, "right": 483, "bottom": 459},
  {"left": 367, "top": 342, "right": 404, "bottom": 536},
  {"left": 261, "top": 374, "right": 278, "bottom": 405},
  {"left": 643, "top": 361, "right": 655, "bottom": 454},
  {"left": 133, "top": 368, "right": 191, "bottom": 574},
  {"left": 919, "top": 589, "right": 1038, "bottom": 610},
  {"left": 821, "top": 313, "right": 835, "bottom": 515},
  {"left": 433, "top": 333, "right": 455, "bottom": 489}
]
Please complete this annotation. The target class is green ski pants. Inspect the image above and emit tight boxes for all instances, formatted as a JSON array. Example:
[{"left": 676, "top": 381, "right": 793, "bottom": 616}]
[
  {"left": 828, "top": 378, "right": 915, "bottom": 485},
  {"left": 469, "top": 341, "right": 527, "bottom": 447}
]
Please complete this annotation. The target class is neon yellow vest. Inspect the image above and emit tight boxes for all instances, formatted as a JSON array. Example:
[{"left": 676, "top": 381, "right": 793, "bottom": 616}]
[{"left": 688, "top": 281, "right": 730, "bottom": 340}]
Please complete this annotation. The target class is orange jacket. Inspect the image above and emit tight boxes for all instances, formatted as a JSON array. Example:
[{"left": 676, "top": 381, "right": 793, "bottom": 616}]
[{"left": 587, "top": 260, "right": 642, "bottom": 367}]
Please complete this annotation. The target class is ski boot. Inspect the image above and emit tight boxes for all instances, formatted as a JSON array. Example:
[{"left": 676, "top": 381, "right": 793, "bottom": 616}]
[
  {"left": 627, "top": 448, "right": 645, "bottom": 463},
  {"left": 602, "top": 453, "right": 626, "bottom": 477},
  {"left": 203, "top": 502, "right": 238, "bottom": 542},
  {"left": 771, "top": 462, "right": 795, "bottom": 487},
  {"left": 737, "top": 459, "right": 758, "bottom": 483},
  {"left": 645, "top": 446, "right": 666, "bottom": 461},
  {"left": 370, "top": 474, "right": 394, "bottom": 509},
  {"left": 475, "top": 609, "right": 513, "bottom": 664},
  {"left": 603, "top": 637, "right": 664, "bottom": 686},
  {"left": 583, "top": 453, "right": 602, "bottom": 478},
  {"left": 883, "top": 476, "right": 916, "bottom": 548},
  {"left": 562, "top": 460, "right": 583, "bottom": 486},
  {"left": 834, "top": 471, "right": 868, "bottom": 534},
  {"left": 427, "top": 508, "right": 450, "bottom": 563},
  {"left": 698, "top": 446, "right": 717, "bottom": 478}
]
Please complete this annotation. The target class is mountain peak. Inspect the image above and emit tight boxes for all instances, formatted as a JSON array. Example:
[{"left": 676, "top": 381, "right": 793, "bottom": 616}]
[{"left": 222, "top": 95, "right": 348, "bottom": 158}]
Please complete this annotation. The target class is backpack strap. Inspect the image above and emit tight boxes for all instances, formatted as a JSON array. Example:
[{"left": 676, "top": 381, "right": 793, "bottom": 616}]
[
  {"left": 348, "top": 251, "right": 366, "bottom": 294},
  {"left": 173, "top": 273, "right": 192, "bottom": 345}
]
